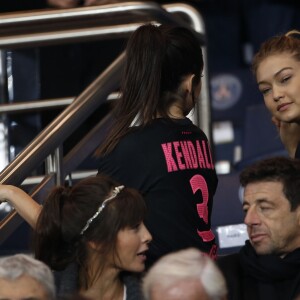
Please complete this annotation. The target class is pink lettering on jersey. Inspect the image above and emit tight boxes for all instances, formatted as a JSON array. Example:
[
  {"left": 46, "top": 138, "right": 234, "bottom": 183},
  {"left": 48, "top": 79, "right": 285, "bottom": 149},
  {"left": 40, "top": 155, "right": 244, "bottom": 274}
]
[
  {"left": 190, "top": 174, "right": 214, "bottom": 243},
  {"left": 187, "top": 141, "right": 198, "bottom": 168},
  {"left": 202, "top": 140, "right": 211, "bottom": 169},
  {"left": 180, "top": 141, "right": 193, "bottom": 169},
  {"left": 161, "top": 140, "right": 215, "bottom": 173},
  {"left": 209, "top": 244, "right": 218, "bottom": 260},
  {"left": 161, "top": 143, "right": 178, "bottom": 172},
  {"left": 195, "top": 141, "right": 206, "bottom": 168},
  {"left": 173, "top": 141, "right": 186, "bottom": 170},
  {"left": 197, "top": 229, "right": 215, "bottom": 242},
  {"left": 190, "top": 174, "right": 209, "bottom": 224}
]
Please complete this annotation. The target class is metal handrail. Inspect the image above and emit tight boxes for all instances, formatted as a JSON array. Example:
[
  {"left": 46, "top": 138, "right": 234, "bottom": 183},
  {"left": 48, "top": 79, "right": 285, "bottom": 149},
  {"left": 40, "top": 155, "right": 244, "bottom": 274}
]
[
  {"left": 0, "top": 2, "right": 210, "bottom": 243},
  {"left": 0, "top": 3, "right": 210, "bottom": 134},
  {"left": 0, "top": 97, "right": 74, "bottom": 113},
  {"left": 0, "top": 2, "right": 205, "bottom": 49},
  {"left": 0, "top": 91, "right": 123, "bottom": 113},
  {"left": 0, "top": 52, "right": 124, "bottom": 185}
]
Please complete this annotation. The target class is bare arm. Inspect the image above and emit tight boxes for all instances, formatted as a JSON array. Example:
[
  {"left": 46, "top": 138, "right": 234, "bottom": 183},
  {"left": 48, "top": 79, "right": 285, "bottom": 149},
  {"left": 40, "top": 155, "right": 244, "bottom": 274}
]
[{"left": 0, "top": 185, "right": 42, "bottom": 229}]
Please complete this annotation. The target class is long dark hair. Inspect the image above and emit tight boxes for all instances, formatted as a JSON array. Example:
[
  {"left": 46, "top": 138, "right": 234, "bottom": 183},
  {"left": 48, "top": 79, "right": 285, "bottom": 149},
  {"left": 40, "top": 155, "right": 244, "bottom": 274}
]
[
  {"left": 96, "top": 23, "right": 204, "bottom": 156},
  {"left": 34, "top": 175, "right": 146, "bottom": 288}
]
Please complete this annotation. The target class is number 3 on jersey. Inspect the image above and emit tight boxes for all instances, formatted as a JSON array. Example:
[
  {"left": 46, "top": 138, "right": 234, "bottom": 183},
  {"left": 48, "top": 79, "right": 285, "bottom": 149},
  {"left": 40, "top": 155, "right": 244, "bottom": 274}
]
[{"left": 190, "top": 174, "right": 215, "bottom": 242}]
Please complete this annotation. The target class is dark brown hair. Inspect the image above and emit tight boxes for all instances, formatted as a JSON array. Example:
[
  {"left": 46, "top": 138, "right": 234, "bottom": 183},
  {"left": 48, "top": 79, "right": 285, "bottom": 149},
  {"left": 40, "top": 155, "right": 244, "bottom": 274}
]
[
  {"left": 252, "top": 30, "right": 300, "bottom": 77},
  {"left": 34, "top": 175, "right": 146, "bottom": 287},
  {"left": 96, "top": 23, "right": 204, "bottom": 156}
]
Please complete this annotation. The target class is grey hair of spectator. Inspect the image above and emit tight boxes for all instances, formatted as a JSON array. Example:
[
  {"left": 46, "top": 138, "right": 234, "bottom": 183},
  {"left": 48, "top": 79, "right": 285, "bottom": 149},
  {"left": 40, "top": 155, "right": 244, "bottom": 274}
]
[
  {"left": 0, "top": 253, "right": 56, "bottom": 300},
  {"left": 143, "top": 248, "right": 227, "bottom": 300}
]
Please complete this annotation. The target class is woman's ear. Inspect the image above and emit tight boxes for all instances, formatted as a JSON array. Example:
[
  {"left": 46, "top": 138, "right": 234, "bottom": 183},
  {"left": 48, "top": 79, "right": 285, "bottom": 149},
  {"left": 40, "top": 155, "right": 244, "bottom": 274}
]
[{"left": 185, "top": 74, "right": 196, "bottom": 94}]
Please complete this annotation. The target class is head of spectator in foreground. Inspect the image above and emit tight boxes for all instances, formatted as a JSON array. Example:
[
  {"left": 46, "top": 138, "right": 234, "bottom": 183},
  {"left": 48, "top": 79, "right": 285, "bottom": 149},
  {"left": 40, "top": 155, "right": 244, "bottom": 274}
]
[
  {"left": 252, "top": 30, "right": 300, "bottom": 125},
  {"left": 0, "top": 253, "right": 55, "bottom": 300},
  {"left": 35, "top": 175, "right": 152, "bottom": 291},
  {"left": 240, "top": 157, "right": 300, "bottom": 256},
  {"left": 143, "top": 248, "right": 227, "bottom": 300}
]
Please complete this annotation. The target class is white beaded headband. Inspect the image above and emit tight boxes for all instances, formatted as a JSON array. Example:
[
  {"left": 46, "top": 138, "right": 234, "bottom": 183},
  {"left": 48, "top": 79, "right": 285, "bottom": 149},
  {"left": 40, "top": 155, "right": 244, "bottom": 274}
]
[{"left": 80, "top": 185, "right": 125, "bottom": 235}]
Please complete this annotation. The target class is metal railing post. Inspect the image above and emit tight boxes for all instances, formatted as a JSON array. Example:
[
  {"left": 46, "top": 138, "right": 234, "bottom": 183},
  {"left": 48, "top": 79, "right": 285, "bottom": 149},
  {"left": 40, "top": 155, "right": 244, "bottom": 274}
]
[
  {"left": 45, "top": 146, "right": 64, "bottom": 186},
  {"left": 0, "top": 50, "right": 9, "bottom": 171}
]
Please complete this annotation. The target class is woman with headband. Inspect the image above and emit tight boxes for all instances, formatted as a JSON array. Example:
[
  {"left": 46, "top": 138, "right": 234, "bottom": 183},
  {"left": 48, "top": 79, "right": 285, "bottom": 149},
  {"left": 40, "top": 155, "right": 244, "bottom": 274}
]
[
  {"left": 252, "top": 30, "right": 300, "bottom": 159},
  {"left": 0, "top": 175, "right": 152, "bottom": 299}
]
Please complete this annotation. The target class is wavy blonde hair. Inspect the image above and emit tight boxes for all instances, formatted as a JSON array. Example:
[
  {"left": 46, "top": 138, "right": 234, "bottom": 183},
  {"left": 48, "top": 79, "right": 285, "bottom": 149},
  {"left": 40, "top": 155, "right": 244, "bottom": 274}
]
[{"left": 252, "top": 29, "right": 300, "bottom": 77}]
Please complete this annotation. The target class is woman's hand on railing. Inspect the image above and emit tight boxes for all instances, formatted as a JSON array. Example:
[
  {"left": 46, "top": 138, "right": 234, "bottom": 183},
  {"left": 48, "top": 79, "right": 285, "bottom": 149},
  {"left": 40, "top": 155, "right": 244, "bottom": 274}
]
[{"left": 0, "top": 185, "right": 41, "bottom": 229}]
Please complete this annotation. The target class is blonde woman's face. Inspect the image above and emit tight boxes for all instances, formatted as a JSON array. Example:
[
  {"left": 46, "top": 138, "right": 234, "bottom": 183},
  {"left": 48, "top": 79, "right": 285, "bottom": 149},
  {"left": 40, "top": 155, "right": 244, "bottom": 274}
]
[{"left": 256, "top": 53, "right": 300, "bottom": 123}]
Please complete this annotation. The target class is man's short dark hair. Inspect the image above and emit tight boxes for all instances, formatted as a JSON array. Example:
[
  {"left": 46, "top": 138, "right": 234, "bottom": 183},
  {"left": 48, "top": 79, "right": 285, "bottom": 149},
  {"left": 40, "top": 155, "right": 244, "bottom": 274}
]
[{"left": 240, "top": 157, "right": 300, "bottom": 211}]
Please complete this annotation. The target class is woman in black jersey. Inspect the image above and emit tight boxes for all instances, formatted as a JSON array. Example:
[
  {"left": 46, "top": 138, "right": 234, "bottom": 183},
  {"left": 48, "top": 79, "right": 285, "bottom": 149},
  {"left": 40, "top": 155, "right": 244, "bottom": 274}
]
[{"left": 96, "top": 24, "right": 219, "bottom": 267}]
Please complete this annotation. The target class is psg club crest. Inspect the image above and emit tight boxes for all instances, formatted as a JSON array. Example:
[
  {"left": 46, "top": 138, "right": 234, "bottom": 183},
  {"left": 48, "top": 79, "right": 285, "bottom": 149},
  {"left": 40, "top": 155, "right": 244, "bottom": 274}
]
[{"left": 210, "top": 74, "right": 242, "bottom": 110}]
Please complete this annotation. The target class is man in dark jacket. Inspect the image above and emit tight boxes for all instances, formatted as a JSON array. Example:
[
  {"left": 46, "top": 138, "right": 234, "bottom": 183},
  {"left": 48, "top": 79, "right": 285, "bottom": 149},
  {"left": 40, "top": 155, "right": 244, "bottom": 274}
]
[{"left": 218, "top": 156, "right": 300, "bottom": 300}]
